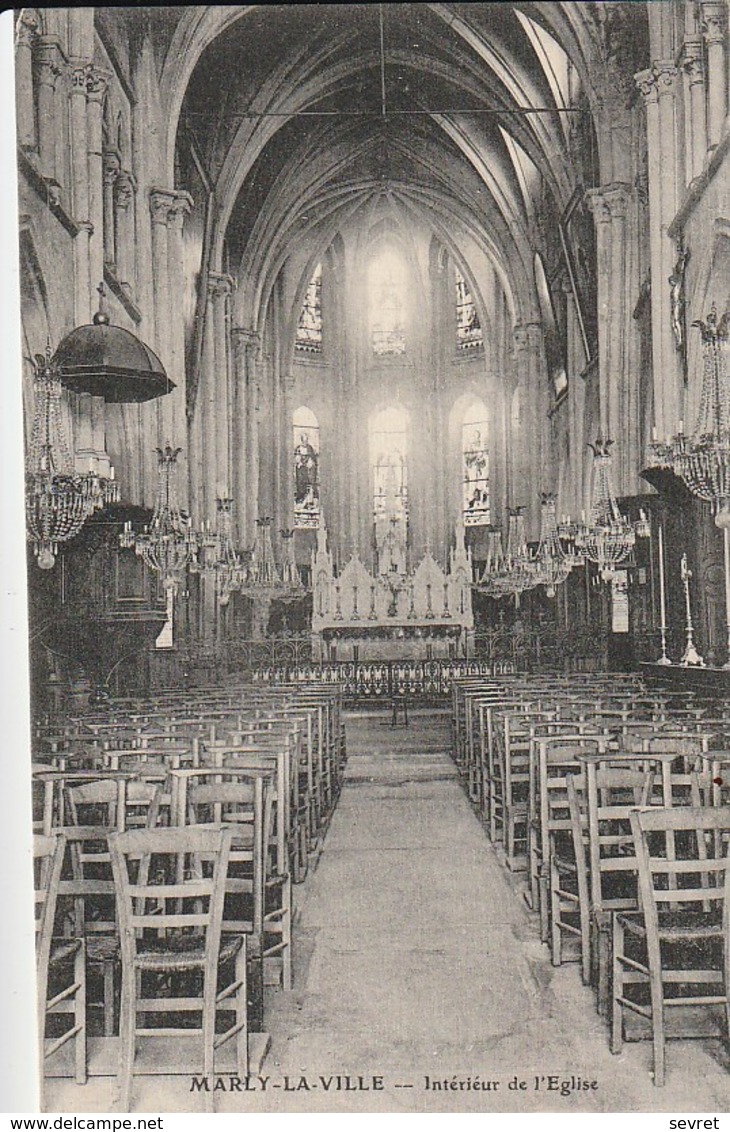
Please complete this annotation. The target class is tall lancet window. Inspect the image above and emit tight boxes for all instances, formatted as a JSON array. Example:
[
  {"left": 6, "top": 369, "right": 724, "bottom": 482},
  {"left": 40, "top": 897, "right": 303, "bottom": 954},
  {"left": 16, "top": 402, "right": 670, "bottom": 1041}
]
[
  {"left": 370, "top": 406, "right": 408, "bottom": 574},
  {"left": 462, "top": 400, "right": 490, "bottom": 526},
  {"left": 296, "top": 263, "right": 322, "bottom": 353},
  {"left": 455, "top": 267, "right": 483, "bottom": 351},
  {"left": 293, "top": 406, "right": 320, "bottom": 528},
  {"left": 369, "top": 246, "right": 406, "bottom": 356}
]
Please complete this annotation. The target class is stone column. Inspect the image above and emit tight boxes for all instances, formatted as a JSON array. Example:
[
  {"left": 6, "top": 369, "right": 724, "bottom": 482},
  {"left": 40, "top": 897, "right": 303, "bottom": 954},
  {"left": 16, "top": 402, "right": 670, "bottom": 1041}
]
[
  {"left": 167, "top": 191, "right": 193, "bottom": 513},
  {"left": 35, "top": 39, "right": 61, "bottom": 181},
  {"left": 511, "top": 326, "right": 533, "bottom": 521},
  {"left": 562, "top": 273, "right": 584, "bottom": 519},
  {"left": 656, "top": 63, "right": 683, "bottom": 441},
  {"left": 113, "top": 170, "right": 136, "bottom": 286},
  {"left": 682, "top": 39, "right": 708, "bottom": 181},
  {"left": 655, "top": 60, "right": 680, "bottom": 207},
  {"left": 102, "top": 150, "right": 120, "bottom": 267},
  {"left": 586, "top": 183, "right": 642, "bottom": 495},
  {"left": 147, "top": 188, "right": 176, "bottom": 509},
  {"left": 231, "top": 329, "right": 261, "bottom": 547},
  {"left": 15, "top": 10, "right": 39, "bottom": 150},
  {"left": 701, "top": 2, "right": 728, "bottom": 148},
  {"left": 85, "top": 67, "right": 109, "bottom": 306},
  {"left": 198, "top": 274, "right": 233, "bottom": 525},
  {"left": 635, "top": 68, "right": 673, "bottom": 443},
  {"left": 208, "top": 273, "right": 234, "bottom": 509},
  {"left": 69, "top": 63, "right": 93, "bottom": 329}
]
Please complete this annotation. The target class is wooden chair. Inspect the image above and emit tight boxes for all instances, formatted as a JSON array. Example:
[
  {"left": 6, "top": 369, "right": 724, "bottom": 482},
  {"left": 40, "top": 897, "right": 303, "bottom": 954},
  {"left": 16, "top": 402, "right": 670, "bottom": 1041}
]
[
  {"left": 108, "top": 825, "right": 248, "bottom": 1112},
  {"left": 63, "top": 779, "right": 162, "bottom": 1036},
  {"left": 563, "top": 764, "right": 653, "bottom": 999},
  {"left": 529, "top": 734, "right": 602, "bottom": 942},
  {"left": 35, "top": 833, "right": 87, "bottom": 1107},
  {"left": 612, "top": 806, "right": 730, "bottom": 1085},
  {"left": 579, "top": 753, "right": 679, "bottom": 1015},
  {"left": 182, "top": 770, "right": 282, "bottom": 1025}
]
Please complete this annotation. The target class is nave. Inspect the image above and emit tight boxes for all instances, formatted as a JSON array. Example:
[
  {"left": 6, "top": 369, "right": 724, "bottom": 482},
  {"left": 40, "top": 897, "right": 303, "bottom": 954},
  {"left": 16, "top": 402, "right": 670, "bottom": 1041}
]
[{"left": 46, "top": 708, "right": 730, "bottom": 1114}]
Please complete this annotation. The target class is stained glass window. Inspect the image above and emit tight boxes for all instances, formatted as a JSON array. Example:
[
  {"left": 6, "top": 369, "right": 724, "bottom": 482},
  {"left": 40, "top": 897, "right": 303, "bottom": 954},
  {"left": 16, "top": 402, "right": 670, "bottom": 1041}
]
[
  {"left": 296, "top": 263, "right": 322, "bottom": 353},
  {"left": 369, "top": 246, "right": 406, "bottom": 357},
  {"left": 370, "top": 406, "right": 408, "bottom": 574},
  {"left": 462, "top": 400, "right": 490, "bottom": 526},
  {"left": 455, "top": 267, "right": 483, "bottom": 351},
  {"left": 293, "top": 406, "right": 320, "bottom": 528}
]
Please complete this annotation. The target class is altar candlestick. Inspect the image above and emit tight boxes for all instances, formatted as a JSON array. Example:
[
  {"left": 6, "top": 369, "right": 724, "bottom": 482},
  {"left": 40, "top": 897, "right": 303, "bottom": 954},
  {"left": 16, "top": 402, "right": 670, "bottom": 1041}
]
[
  {"left": 656, "top": 524, "right": 670, "bottom": 664},
  {"left": 719, "top": 525, "right": 724, "bottom": 665}
]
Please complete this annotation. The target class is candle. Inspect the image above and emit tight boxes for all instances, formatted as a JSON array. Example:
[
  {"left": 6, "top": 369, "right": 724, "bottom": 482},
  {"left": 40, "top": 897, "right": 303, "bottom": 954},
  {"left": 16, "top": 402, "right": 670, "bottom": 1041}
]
[
  {"left": 657, "top": 523, "right": 667, "bottom": 630},
  {"left": 652, "top": 425, "right": 658, "bottom": 441},
  {"left": 110, "top": 465, "right": 115, "bottom": 481},
  {"left": 678, "top": 419, "right": 684, "bottom": 434}
]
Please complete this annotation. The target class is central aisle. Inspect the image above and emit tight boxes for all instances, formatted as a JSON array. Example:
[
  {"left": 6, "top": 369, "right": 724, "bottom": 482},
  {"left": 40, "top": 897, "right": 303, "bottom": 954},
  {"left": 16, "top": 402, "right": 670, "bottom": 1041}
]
[{"left": 229, "top": 710, "right": 729, "bottom": 1113}]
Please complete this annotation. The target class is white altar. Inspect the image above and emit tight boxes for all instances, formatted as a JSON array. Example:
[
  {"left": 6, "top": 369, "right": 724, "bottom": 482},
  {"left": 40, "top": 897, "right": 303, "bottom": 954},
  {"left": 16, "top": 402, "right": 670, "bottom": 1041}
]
[{"left": 310, "top": 525, "right": 474, "bottom": 661}]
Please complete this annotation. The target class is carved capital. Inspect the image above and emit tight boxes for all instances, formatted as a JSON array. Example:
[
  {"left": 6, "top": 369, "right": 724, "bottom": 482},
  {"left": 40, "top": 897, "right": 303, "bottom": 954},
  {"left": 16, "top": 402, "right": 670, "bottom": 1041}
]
[
  {"left": 85, "top": 66, "right": 111, "bottom": 101},
  {"left": 113, "top": 170, "right": 136, "bottom": 210},
  {"left": 35, "top": 41, "right": 62, "bottom": 88},
  {"left": 70, "top": 63, "right": 91, "bottom": 93},
  {"left": 653, "top": 60, "right": 679, "bottom": 96},
  {"left": 682, "top": 46, "right": 705, "bottom": 85},
  {"left": 585, "top": 182, "right": 632, "bottom": 223},
  {"left": 149, "top": 187, "right": 177, "bottom": 225},
  {"left": 232, "top": 328, "right": 261, "bottom": 374},
  {"left": 167, "top": 190, "right": 194, "bottom": 230},
  {"left": 634, "top": 67, "right": 658, "bottom": 104},
  {"left": 207, "top": 271, "right": 235, "bottom": 301},
  {"left": 701, "top": 1, "right": 727, "bottom": 45}
]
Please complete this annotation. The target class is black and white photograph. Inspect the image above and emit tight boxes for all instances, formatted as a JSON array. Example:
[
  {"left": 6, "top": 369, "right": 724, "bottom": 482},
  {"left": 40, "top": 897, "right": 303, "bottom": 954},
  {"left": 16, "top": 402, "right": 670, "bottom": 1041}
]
[{"left": 7, "top": 0, "right": 730, "bottom": 1118}]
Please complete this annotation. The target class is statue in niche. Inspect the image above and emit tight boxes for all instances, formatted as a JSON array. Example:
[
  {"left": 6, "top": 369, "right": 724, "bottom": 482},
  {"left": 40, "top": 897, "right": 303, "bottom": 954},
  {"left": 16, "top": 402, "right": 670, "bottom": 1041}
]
[
  {"left": 669, "top": 245, "right": 689, "bottom": 353},
  {"left": 294, "top": 431, "right": 319, "bottom": 518}
]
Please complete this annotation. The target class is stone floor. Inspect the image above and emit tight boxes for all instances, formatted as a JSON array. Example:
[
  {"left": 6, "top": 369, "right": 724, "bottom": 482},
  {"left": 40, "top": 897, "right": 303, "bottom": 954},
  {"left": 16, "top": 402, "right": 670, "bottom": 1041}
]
[{"left": 48, "top": 709, "right": 730, "bottom": 1113}]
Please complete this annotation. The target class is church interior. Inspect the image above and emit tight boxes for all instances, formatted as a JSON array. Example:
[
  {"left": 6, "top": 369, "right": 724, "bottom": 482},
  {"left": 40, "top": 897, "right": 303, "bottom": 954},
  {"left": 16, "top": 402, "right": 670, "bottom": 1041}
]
[{"left": 14, "top": 1, "right": 730, "bottom": 1113}]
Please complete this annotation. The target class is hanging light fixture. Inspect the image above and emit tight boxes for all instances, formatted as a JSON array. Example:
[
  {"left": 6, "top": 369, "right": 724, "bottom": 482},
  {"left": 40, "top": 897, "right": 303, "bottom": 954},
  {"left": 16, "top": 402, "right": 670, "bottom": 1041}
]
[
  {"left": 474, "top": 508, "right": 536, "bottom": 602},
  {"left": 236, "top": 517, "right": 308, "bottom": 601},
  {"left": 571, "top": 438, "right": 647, "bottom": 581},
  {"left": 650, "top": 305, "right": 730, "bottom": 528},
  {"left": 190, "top": 497, "right": 248, "bottom": 606},
  {"left": 213, "top": 499, "right": 248, "bottom": 606},
  {"left": 529, "top": 493, "right": 579, "bottom": 597},
  {"left": 119, "top": 445, "right": 197, "bottom": 593},
  {"left": 25, "top": 346, "right": 118, "bottom": 569}
]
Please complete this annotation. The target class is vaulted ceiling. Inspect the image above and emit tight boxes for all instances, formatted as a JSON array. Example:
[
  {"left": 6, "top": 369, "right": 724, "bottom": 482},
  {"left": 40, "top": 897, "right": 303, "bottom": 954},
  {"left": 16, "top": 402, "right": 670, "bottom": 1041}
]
[{"left": 150, "top": 3, "right": 647, "bottom": 324}]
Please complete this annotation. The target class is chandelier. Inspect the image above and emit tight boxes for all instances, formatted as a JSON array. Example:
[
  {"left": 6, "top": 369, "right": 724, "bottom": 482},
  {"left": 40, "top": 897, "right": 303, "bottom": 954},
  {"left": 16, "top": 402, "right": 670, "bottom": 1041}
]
[
  {"left": 26, "top": 347, "right": 118, "bottom": 569},
  {"left": 529, "top": 493, "right": 579, "bottom": 597},
  {"left": 570, "top": 438, "right": 646, "bottom": 581},
  {"left": 650, "top": 305, "right": 730, "bottom": 528},
  {"left": 474, "top": 508, "right": 535, "bottom": 602},
  {"left": 237, "top": 518, "right": 307, "bottom": 602},
  {"left": 119, "top": 445, "right": 197, "bottom": 593},
  {"left": 191, "top": 498, "right": 248, "bottom": 606}
]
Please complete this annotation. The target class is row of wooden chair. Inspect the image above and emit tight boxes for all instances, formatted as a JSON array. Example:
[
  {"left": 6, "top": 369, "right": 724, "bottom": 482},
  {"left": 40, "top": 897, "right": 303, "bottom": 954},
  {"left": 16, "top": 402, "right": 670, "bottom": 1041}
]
[
  {"left": 450, "top": 674, "right": 730, "bottom": 1086},
  {"left": 33, "top": 681, "right": 346, "bottom": 1111}
]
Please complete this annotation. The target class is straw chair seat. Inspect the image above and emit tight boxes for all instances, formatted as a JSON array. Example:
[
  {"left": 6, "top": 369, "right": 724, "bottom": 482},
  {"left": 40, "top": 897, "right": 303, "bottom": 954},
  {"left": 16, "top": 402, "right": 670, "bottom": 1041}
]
[
  {"left": 616, "top": 909, "right": 723, "bottom": 940},
  {"left": 134, "top": 930, "right": 244, "bottom": 972}
]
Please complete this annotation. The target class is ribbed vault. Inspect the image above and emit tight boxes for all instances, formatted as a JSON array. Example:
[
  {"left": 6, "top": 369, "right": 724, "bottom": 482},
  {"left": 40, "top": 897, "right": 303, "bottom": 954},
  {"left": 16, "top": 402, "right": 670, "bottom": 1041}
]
[{"left": 163, "top": 3, "right": 632, "bottom": 332}]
